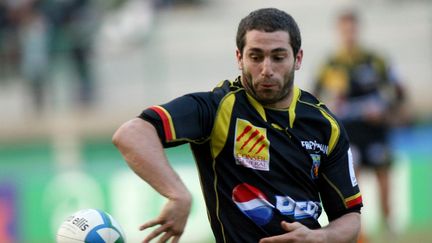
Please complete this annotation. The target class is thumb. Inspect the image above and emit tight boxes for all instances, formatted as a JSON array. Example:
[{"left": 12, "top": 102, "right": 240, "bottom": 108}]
[{"left": 281, "top": 221, "right": 301, "bottom": 232}]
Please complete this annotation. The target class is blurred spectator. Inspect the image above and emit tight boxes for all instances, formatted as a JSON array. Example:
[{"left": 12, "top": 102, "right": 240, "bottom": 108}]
[
  {"left": 313, "top": 8, "right": 406, "bottom": 242},
  {"left": 1, "top": 0, "right": 100, "bottom": 111},
  {"left": 153, "top": 0, "right": 207, "bottom": 9},
  {"left": 16, "top": 0, "right": 49, "bottom": 111},
  {"left": 0, "top": 0, "right": 20, "bottom": 80},
  {"left": 42, "top": 0, "right": 99, "bottom": 107},
  {"left": 98, "top": 0, "right": 155, "bottom": 50}
]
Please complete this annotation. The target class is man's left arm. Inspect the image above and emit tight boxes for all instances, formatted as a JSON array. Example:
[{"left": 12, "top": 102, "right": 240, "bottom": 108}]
[{"left": 259, "top": 212, "right": 360, "bottom": 243}]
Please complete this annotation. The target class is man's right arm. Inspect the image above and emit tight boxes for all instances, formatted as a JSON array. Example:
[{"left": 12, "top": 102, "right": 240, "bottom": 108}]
[{"left": 112, "top": 118, "right": 191, "bottom": 243}]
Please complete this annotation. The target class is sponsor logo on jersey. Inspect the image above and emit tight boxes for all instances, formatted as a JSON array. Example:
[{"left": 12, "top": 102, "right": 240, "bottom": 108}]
[
  {"left": 234, "top": 119, "right": 270, "bottom": 171},
  {"left": 232, "top": 183, "right": 321, "bottom": 226},
  {"left": 310, "top": 154, "right": 321, "bottom": 179},
  {"left": 347, "top": 148, "right": 358, "bottom": 187},
  {"left": 275, "top": 195, "right": 321, "bottom": 220},
  {"left": 301, "top": 140, "right": 329, "bottom": 155},
  {"left": 232, "top": 183, "right": 274, "bottom": 226}
]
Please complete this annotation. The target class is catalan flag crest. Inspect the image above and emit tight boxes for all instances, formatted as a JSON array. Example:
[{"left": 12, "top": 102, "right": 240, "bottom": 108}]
[{"left": 234, "top": 119, "right": 270, "bottom": 171}]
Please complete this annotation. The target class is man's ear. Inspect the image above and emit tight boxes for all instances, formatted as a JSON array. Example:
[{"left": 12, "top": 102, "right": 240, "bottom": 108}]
[
  {"left": 236, "top": 49, "right": 243, "bottom": 70},
  {"left": 294, "top": 49, "right": 303, "bottom": 70}
]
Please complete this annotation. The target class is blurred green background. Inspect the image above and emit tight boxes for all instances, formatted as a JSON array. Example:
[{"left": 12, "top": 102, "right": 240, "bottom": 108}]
[{"left": 1, "top": 0, "right": 431, "bottom": 242}]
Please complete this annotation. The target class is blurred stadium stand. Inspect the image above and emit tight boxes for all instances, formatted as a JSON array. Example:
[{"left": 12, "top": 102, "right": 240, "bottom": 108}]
[{"left": 1, "top": 0, "right": 431, "bottom": 139}]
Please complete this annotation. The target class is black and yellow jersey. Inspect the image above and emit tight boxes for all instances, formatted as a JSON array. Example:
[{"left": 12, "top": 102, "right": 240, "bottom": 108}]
[
  {"left": 139, "top": 77, "right": 362, "bottom": 243},
  {"left": 314, "top": 47, "right": 401, "bottom": 123},
  {"left": 314, "top": 47, "right": 404, "bottom": 167}
]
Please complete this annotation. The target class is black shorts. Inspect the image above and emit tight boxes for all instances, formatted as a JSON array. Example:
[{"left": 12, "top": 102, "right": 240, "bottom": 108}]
[{"left": 344, "top": 122, "right": 392, "bottom": 169}]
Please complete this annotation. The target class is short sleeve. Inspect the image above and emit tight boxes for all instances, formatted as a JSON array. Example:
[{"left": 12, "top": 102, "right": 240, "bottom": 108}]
[
  {"left": 318, "top": 126, "right": 363, "bottom": 221},
  {"left": 139, "top": 92, "right": 217, "bottom": 147}
]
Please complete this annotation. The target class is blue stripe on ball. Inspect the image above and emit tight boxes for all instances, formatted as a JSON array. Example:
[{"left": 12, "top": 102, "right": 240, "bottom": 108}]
[{"left": 83, "top": 210, "right": 125, "bottom": 243}]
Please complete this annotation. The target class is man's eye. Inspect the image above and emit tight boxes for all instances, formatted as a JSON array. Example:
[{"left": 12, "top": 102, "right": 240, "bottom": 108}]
[
  {"left": 273, "top": 56, "right": 285, "bottom": 61},
  {"left": 249, "top": 54, "right": 261, "bottom": 61}
]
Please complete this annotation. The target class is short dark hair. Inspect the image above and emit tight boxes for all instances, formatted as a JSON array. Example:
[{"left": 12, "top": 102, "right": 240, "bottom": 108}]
[{"left": 236, "top": 8, "right": 302, "bottom": 55}]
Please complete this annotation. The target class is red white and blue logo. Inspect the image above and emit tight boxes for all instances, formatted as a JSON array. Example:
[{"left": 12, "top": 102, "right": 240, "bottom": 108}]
[
  {"left": 232, "top": 183, "right": 322, "bottom": 226},
  {"left": 232, "top": 183, "right": 274, "bottom": 226}
]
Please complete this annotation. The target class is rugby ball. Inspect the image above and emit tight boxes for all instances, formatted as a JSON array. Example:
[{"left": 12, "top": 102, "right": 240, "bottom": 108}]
[{"left": 56, "top": 208, "right": 125, "bottom": 243}]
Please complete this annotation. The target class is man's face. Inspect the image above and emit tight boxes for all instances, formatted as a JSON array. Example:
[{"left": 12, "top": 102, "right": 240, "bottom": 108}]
[
  {"left": 338, "top": 18, "right": 358, "bottom": 48},
  {"left": 236, "top": 30, "right": 303, "bottom": 108}
]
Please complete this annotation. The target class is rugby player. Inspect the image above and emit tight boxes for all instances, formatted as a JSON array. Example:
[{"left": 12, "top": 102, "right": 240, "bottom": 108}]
[{"left": 113, "top": 8, "right": 363, "bottom": 243}]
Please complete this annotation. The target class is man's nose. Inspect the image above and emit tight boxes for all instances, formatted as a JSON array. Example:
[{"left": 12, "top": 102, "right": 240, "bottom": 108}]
[{"left": 261, "top": 58, "right": 274, "bottom": 77}]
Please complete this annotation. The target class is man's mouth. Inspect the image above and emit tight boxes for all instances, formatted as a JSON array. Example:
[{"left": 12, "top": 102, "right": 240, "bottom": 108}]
[{"left": 261, "top": 83, "right": 276, "bottom": 88}]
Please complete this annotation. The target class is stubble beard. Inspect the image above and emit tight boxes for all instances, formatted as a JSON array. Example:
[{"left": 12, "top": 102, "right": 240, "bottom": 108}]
[{"left": 242, "top": 70, "right": 295, "bottom": 106}]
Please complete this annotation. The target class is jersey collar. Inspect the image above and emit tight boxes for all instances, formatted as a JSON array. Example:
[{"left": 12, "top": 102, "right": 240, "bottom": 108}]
[{"left": 246, "top": 86, "right": 301, "bottom": 128}]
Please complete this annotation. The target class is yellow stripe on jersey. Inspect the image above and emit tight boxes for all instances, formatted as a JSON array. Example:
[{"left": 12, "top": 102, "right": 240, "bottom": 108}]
[
  {"left": 211, "top": 93, "right": 236, "bottom": 157},
  {"left": 246, "top": 93, "right": 267, "bottom": 122},
  {"left": 288, "top": 87, "right": 301, "bottom": 128},
  {"left": 213, "top": 80, "right": 228, "bottom": 91},
  {"left": 318, "top": 108, "right": 340, "bottom": 155},
  {"left": 210, "top": 90, "right": 239, "bottom": 243}
]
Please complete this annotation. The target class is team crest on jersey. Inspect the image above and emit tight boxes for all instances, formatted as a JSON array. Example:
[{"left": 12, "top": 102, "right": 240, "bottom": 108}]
[
  {"left": 310, "top": 154, "right": 321, "bottom": 179},
  {"left": 234, "top": 119, "right": 270, "bottom": 171}
]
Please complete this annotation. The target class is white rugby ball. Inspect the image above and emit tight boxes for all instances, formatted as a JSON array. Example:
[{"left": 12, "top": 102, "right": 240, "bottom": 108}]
[{"left": 56, "top": 208, "right": 126, "bottom": 243}]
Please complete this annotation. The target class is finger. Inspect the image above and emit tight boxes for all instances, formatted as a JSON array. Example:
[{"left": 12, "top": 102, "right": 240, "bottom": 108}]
[
  {"left": 157, "top": 232, "right": 173, "bottom": 243},
  {"left": 259, "top": 236, "right": 287, "bottom": 243},
  {"left": 143, "top": 224, "right": 171, "bottom": 243},
  {"left": 139, "top": 218, "right": 163, "bottom": 231},
  {"left": 171, "top": 235, "right": 180, "bottom": 243},
  {"left": 281, "top": 221, "right": 302, "bottom": 232}
]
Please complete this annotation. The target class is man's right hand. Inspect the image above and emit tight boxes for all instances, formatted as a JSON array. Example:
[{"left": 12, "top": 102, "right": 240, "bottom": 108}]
[
  {"left": 140, "top": 194, "right": 192, "bottom": 243},
  {"left": 112, "top": 118, "right": 193, "bottom": 242}
]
